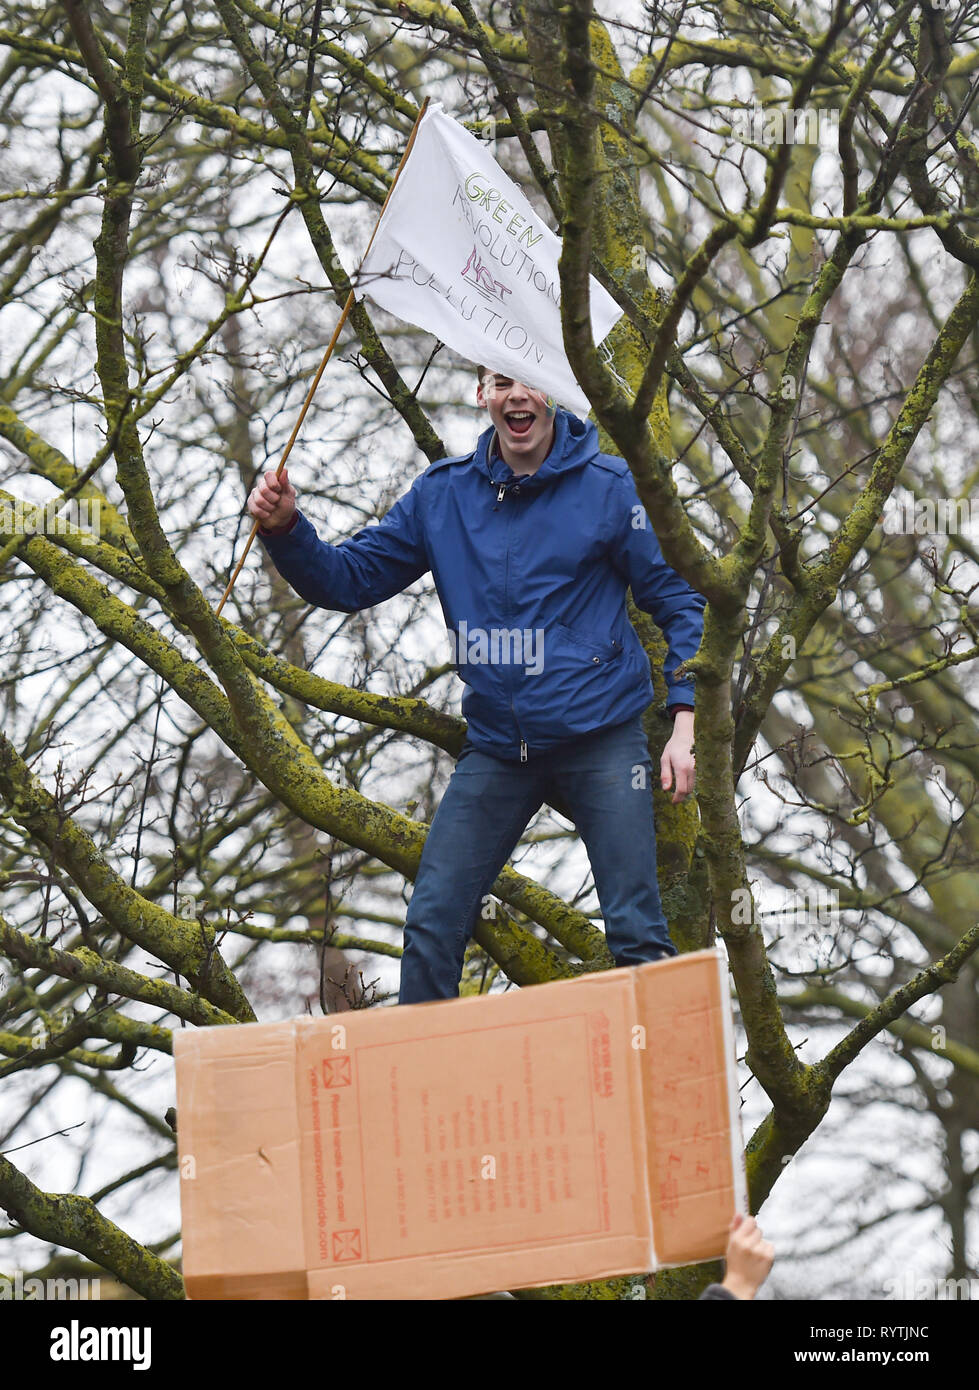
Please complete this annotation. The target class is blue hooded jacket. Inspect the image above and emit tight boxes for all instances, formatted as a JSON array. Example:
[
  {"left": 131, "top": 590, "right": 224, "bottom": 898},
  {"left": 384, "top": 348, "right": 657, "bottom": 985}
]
[{"left": 258, "top": 409, "right": 706, "bottom": 762}]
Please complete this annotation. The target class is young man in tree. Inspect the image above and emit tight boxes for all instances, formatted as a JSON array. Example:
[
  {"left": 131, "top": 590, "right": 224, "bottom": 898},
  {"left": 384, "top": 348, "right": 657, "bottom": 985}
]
[{"left": 248, "top": 369, "right": 706, "bottom": 1005}]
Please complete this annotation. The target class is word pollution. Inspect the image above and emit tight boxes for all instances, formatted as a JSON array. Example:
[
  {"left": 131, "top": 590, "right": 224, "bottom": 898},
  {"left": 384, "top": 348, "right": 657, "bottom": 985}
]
[{"left": 389, "top": 249, "right": 546, "bottom": 368}]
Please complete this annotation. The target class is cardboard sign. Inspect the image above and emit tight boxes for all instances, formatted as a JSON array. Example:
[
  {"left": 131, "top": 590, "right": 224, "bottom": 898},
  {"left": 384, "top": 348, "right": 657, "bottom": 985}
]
[{"left": 174, "top": 949, "right": 746, "bottom": 1299}]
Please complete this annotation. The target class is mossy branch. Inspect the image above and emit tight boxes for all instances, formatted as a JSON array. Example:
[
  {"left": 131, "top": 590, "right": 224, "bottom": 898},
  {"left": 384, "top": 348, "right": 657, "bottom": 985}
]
[
  {"left": 781, "top": 984, "right": 979, "bottom": 1078},
  {"left": 0, "top": 913, "right": 238, "bottom": 1028},
  {"left": 816, "top": 922, "right": 979, "bottom": 1083},
  {"left": 0, "top": 1151, "right": 184, "bottom": 1300},
  {"left": 0, "top": 728, "right": 256, "bottom": 1022},
  {"left": 10, "top": 526, "right": 605, "bottom": 974}
]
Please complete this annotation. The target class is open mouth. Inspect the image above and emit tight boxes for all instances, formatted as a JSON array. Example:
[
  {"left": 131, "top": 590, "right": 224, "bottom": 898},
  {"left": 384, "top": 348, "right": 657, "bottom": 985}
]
[{"left": 504, "top": 411, "right": 535, "bottom": 437}]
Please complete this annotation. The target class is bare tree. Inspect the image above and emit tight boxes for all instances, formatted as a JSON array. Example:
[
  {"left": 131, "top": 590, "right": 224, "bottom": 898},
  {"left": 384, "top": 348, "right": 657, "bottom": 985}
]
[{"left": 0, "top": 0, "right": 976, "bottom": 1299}]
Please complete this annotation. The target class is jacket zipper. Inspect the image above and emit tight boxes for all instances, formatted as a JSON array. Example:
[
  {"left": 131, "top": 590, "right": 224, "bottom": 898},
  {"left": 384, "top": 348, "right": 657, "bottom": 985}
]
[
  {"left": 513, "top": 707, "right": 527, "bottom": 761},
  {"left": 497, "top": 477, "right": 529, "bottom": 761}
]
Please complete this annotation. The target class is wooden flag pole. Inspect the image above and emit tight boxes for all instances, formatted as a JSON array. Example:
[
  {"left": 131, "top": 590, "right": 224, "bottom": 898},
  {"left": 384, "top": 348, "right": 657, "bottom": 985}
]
[{"left": 216, "top": 95, "right": 431, "bottom": 617}]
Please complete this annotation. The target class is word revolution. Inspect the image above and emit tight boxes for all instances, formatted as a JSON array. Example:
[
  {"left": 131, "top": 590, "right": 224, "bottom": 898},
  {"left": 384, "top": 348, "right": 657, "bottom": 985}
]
[{"left": 454, "top": 180, "right": 558, "bottom": 303}]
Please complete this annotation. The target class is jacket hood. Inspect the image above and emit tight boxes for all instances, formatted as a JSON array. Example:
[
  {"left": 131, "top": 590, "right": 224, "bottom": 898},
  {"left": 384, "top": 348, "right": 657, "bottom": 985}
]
[{"left": 475, "top": 408, "right": 598, "bottom": 489}]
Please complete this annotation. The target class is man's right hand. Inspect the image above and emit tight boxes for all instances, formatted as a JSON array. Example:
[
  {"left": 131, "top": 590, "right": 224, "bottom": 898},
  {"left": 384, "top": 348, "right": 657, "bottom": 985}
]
[{"left": 247, "top": 468, "right": 297, "bottom": 533}]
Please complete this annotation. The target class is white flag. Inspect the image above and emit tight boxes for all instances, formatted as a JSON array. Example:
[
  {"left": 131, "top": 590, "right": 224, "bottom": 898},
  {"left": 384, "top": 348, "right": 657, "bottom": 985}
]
[{"left": 353, "top": 102, "right": 623, "bottom": 416}]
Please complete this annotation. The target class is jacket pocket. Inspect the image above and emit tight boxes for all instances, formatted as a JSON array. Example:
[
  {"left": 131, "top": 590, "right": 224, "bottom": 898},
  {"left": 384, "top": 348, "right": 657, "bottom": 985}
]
[{"left": 554, "top": 622, "right": 623, "bottom": 664}]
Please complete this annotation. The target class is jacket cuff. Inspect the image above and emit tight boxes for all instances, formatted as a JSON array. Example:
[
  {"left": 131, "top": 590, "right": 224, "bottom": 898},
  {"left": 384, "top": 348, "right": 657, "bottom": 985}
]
[
  {"left": 669, "top": 703, "right": 695, "bottom": 717},
  {"left": 257, "top": 510, "right": 300, "bottom": 540}
]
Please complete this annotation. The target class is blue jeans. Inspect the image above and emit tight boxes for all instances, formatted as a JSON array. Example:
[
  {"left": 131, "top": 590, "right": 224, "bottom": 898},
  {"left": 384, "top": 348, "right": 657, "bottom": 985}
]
[{"left": 398, "top": 714, "right": 677, "bottom": 1004}]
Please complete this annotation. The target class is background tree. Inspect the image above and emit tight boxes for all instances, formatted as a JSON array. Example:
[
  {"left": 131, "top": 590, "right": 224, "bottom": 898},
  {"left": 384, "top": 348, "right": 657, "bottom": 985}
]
[{"left": 0, "top": 0, "right": 976, "bottom": 1299}]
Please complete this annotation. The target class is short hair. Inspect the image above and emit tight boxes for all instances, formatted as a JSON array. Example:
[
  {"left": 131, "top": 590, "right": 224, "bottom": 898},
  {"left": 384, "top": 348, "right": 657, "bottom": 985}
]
[{"left": 476, "top": 365, "right": 513, "bottom": 391}]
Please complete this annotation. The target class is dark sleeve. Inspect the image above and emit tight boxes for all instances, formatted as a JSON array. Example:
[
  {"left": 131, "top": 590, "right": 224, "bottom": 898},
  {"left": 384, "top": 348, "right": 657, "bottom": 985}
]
[
  {"left": 698, "top": 1284, "right": 737, "bottom": 1300},
  {"left": 256, "top": 479, "right": 430, "bottom": 613},
  {"left": 610, "top": 475, "right": 706, "bottom": 709}
]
